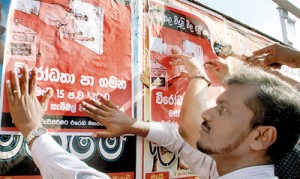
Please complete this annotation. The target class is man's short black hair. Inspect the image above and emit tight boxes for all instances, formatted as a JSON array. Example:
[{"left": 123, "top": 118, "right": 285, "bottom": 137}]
[{"left": 225, "top": 66, "right": 300, "bottom": 164}]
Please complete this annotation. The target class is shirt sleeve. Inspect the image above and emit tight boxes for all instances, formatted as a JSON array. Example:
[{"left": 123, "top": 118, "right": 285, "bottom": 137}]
[
  {"left": 145, "top": 122, "right": 219, "bottom": 179},
  {"left": 31, "top": 134, "right": 110, "bottom": 179}
]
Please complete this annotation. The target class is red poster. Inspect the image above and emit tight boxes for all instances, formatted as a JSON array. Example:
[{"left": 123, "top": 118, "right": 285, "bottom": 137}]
[
  {"left": 146, "top": 171, "right": 169, "bottom": 179},
  {"left": 0, "top": 0, "right": 133, "bottom": 132},
  {"left": 142, "top": 0, "right": 224, "bottom": 178},
  {"left": 148, "top": 1, "right": 218, "bottom": 123}
]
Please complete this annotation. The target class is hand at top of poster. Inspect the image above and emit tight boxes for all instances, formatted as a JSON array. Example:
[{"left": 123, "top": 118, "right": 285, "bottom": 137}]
[
  {"left": 82, "top": 97, "right": 150, "bottom": 138},
  {"left": 153, "top": 46, "right": 184, "bottom": 80},
  {"left": 204, "top": 59, "right": 229, "bottom": 87},
  {"left": 5, "top": 65, "right": 53, "bottom": 138},
  {"left": 169, "top": 53, "right": 210, "bottom": 85},
  {"left": 247, "top": 43, "right": 300, "bottom": 69}
]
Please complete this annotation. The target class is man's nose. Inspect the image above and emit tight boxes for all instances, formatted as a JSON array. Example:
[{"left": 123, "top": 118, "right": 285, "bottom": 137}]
[{"left": 201, "top": 107, "right": 215, "bottom": 122}]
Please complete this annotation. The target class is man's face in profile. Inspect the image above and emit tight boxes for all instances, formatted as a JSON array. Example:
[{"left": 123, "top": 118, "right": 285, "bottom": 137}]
[{"left": 197, "top": 84, "right": 256, "bottom": 156}]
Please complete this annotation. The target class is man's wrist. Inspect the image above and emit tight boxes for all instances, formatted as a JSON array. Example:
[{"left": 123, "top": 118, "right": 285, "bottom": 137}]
[
  {"left": 130, "top": 120, "right": 150, "bottom": 138},
  {"left": 189, "top": 74, "right": 211, "bottom": 86},
  {"left": 290, "top": 50, "right": 300, "bottom": 68},
  {"left": 29, "top": 137, "right": 38, "bottom": 148},
  {"left": 26, "top": 126, "right": 49, "bottom": 147},
  {"left": 22, "top": 124, "right": 42, "bottom": 138}
]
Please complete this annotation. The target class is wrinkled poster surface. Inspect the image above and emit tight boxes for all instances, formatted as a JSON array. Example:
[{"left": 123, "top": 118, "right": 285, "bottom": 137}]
[
  {"left": 1, "top": 0, "right": 133, "bottom": 133},
  {"left": 141, "top": 0, "right": 274, "bottom": 178},
  {"left": 0, "top": 0, "right": 280, "bottom": 178},
  {"left": 0, "top": 0, "right": 136, "bottom": 178},
  {"left": 142, "top": 0, "right": 224, "bottom": 178}
]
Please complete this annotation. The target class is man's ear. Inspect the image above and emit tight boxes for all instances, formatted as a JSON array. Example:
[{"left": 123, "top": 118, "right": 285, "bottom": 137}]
[{"left": 249, "top": 126, "right": 277, "bottom": 151}]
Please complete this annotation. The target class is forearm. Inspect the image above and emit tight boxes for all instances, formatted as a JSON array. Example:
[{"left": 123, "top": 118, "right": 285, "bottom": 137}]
[
  {"left": 268, "top": 69, "right": 300, "bottom": 89},
  {"left": 179, "top": 78, "right": 208, "bottom": 148},
  {"left": 128, "top": 120, "right": 150, "bottom": 137},
  {"left": 145, "top": 122, "right": 185, "bottom": 154},
  {"left": 288, "top": 48, "right": 300, "bottom": 68},
  {"left": 31, "top": 135, "right": 110, "bottom": 179}
]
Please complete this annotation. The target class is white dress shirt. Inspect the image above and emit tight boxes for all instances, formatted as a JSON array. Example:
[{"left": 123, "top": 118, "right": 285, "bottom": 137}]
[
  {"left": 145, "top": 122, "right": 218, "bottom": 179},
  {"left": 31, "top": 134, "right": 110, "bottom": 179},
  {"left": 145, "top": 122, "right": 278, "bottom": 179},
  {"left": 31, "top": 122, "right": 278, "bottom": 179},
  {"left": 218, "top": 165, "right": 278, "bottom": 179}
]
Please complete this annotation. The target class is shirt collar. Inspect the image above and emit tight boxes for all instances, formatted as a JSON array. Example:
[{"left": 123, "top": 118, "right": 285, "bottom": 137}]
[{"left": 218, "top": 165, "right": 277, "bottom": 179}]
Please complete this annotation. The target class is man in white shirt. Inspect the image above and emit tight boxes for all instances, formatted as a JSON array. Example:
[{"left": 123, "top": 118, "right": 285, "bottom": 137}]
[
  {"left": 204, "top": 54, "right": 300, "bottom": 179},
  {"left": 6, "top": 53, "right": 300, "bottom": 178},
  {"left": 6, "top": 60, "right": 215, "bottom": 178},
  {"left": 82, "top": 54, "right": 300, "bottom": 178}
]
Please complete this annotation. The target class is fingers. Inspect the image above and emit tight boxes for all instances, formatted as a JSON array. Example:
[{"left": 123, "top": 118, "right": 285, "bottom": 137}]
[
  {"left": 169, "top": 58, "right": 184, "bottom": 66},
  {"left": 263, "top": 54, "right": 278, "bottom": 66},
  {"left": 204, "top": 59, "right": 223, "bottom": 70},
  {"left": 170, "top": 53, "right": 190, "bottom": 60},
  {"left": 99, "top": 96, "right": 117, "bottom": 109},
  {"left": 41, "top": 89, "right": 53, "bottom": 111},
  {"left": 171, "top": 49, "right": 180, "bottom": 54},
  {"left": 83, "top": 106, "right": 101, "bottom": 122},
  {"left": 82, "top": 101, "right": 108, "bottom": 118},
  {"left": 205, "top": 59, "right": 220, "bottom": 67},
  {"left": 252, "top": 46, "right": 272, "bottom": 56},
  {"left": 204, "top": 62, "right": 218, "bottom": 73},
  {"left": 87, "top": 97, "right": 105, "bottom": 109},
  {"left": 205, "top": 59, "right": 217, "bottom": 64},
  {"left": 29, "top": 67, "right": 37, "bottom": 96},
  {"left": 11, "top": 69, "right": 21, "bottom": 99},
  {"left": 6, "top": 80, "right": 14, "bottom": 105},
  {"left": 247, "top": 54, "right": 281, "bottom": 69},
  {"left": 250, "top": 58, "right": 262, "bottom": 66},
  {"left": 92, "top": 131, "right": 114, "bottom": 138},
  {"left": 21, "top": 65, "right": 29, "bottom": 96},
  {"left": 87, "top": 96, "right": 111, "bottom": 111}
]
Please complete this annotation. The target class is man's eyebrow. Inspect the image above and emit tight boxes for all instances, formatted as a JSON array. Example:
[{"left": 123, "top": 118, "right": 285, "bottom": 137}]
[{"left": 217, "top": 99, "right": 231, "bottom": 107}]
